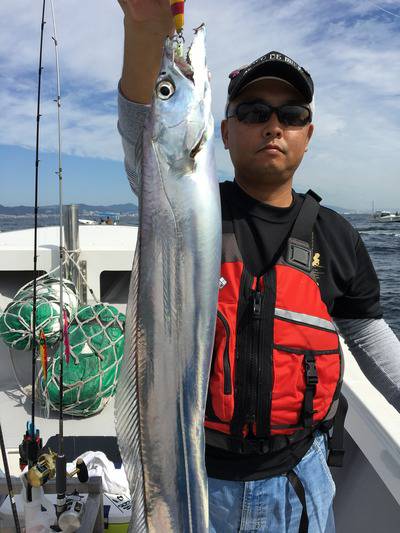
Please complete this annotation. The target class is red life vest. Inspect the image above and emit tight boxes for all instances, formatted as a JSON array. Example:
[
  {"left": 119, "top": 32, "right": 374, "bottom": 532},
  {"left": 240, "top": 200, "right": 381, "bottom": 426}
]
[{"left": 205, "top": 191, "right": 344, "bottom": 453}]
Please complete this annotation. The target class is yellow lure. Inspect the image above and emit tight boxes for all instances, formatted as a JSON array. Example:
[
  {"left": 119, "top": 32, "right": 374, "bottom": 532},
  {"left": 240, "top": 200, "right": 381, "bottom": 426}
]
[
  {"left": 39, "top": 329, "right": 48, "bottom": 381},
  {"left": 170, "top": 0, "right": 185, "bottom": 34}
]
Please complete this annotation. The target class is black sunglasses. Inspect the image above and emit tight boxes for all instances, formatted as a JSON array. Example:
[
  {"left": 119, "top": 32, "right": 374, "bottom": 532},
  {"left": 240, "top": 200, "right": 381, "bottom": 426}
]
[{"left": 227, "top": 101, "right": 312, "bottom": 127}]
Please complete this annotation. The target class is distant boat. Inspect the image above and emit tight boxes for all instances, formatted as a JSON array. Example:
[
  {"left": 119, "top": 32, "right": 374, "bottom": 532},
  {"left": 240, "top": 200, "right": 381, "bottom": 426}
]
[
  {"left": 79, "top": 212, "right": 120, "bottom": 226},
  {"left": 372, "top": 210, "right": 400, "bottom": 222},
  {"left": 78, "top": 218, "right": 97, "bottom": 225}
]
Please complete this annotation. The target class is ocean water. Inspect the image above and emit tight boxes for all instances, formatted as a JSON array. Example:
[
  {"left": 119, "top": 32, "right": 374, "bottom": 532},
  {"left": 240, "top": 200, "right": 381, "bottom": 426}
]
[
  {"left": 345, "top": 214, "right": 400, "bottom": 337},
  {"left": 1, "top": 213, "right": 399, "bottom": 337}
]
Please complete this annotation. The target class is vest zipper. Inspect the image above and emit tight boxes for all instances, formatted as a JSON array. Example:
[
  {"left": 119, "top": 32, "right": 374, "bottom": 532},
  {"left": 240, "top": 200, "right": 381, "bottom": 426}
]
[
  {"left": 248, "top": 277, "right": 262, "bottom": 428},
  {"left": 255, "top": 271, "right": 275, "bottom": 438},
  {"left": 231, "top": 268, "right": 255, "bottom": 436},
  {"left": 217, "top": 311, "right": 232, "bottom": 395}
]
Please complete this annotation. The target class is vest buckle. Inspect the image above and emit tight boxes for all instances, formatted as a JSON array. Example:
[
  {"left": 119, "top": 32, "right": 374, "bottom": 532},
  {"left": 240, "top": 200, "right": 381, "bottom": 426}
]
[
  {"left": 305, "top": 360, "right": 318, "bottom": 385},
  {"left": 286, "top": 238, "right": 312, "bottom": 272}
]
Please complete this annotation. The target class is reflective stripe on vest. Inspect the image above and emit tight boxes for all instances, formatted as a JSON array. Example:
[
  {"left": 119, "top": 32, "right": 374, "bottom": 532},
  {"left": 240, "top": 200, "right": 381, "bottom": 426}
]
[{"left": 274, "top": 308, "right": 337, "bottom": 332}]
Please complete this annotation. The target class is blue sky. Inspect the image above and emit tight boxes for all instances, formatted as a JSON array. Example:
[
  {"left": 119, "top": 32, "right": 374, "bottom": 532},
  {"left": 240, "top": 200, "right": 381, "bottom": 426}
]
[
  {"left": 1, "top": 0, "right": 400, "bottom": 210},
  {"left": 1, "top": 145, "right": 131, "bottom": 206}
]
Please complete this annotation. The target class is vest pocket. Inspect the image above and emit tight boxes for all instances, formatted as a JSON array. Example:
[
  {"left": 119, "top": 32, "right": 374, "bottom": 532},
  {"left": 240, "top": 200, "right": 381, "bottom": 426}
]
[
  {"left": 270, "top": 345, "right": 340, "bottom": 432},
  {"left": 217, "top": 311, "right": 232, "bottom": 395},
  {"left": 208, "top": 311, "right": 234, "bottom": 422}
]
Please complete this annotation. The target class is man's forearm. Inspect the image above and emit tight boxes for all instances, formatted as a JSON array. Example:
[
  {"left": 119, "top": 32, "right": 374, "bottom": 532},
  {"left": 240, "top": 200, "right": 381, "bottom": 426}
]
[
  {"left": 118, "top": 86, "right": 150, "bottom": 195},
  {"left": 335, "top": 317, "right": 400, "bottom": 413},
  {"left": 120, "top": 17, "right": 174, "bottom": 104}
]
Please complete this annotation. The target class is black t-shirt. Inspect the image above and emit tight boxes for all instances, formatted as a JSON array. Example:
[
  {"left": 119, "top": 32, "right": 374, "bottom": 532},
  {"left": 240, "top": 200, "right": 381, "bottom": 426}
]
[{"left": 205, "top": 180, "right": 382, "bottom": 481}]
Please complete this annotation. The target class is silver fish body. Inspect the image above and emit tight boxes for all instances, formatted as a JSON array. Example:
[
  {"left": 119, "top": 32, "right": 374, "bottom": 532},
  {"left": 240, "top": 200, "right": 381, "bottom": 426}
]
[{"left": 115, "top": 25, "right": 221, "bottom": 533}]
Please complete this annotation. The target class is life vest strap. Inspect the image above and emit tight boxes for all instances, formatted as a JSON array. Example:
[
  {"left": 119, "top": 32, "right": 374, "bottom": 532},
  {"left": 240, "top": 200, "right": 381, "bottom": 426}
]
[
  {"left": 302, "top": 351, "right": 318, "bottom": 428},
  {"left": 205, "top": 426, "right": 314, "bottom": 455},
  {"left": 287, "top": 470, "right": 309, "bottom": 533},
  {"left": 326, "top": 393, "right": 348, "bottom": 467},
  {"left": 285, "top": 190, "right": 321, "bottom": 272}
]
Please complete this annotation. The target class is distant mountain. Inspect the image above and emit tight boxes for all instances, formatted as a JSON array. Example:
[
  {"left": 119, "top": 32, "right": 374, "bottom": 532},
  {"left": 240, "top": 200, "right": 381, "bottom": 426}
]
[
  {"left": 322, "top": 204, "right": 357, "bottom": 214},
  {"left": 0, "top": 203, "right": 138, "bottom": 216},
  {"left": 0, "top": 205, "right": 35, "bottom": 215},
  {"left": 78, "top": 203, "right": 138, "bottom": 214},
  {"left": 0, "top": 200, "right": 356, "bottom": 216}
]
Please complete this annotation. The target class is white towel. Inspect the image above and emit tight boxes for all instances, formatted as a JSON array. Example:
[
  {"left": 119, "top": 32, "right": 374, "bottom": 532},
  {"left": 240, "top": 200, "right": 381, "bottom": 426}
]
[{"left": 67, "top": 450, "right": 130, "bottom": 498}]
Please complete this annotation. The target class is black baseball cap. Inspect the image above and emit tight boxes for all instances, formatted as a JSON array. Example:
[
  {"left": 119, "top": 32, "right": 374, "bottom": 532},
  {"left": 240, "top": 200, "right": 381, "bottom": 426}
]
[{"left": 227, "top": 51, "right": 314, "bottom": 104}]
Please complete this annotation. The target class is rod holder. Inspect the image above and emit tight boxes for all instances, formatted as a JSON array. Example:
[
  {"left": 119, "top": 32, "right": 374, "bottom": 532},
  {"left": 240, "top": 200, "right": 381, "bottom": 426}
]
[{"left": 63, "top": 205, "right": 84, "bottom": 301}]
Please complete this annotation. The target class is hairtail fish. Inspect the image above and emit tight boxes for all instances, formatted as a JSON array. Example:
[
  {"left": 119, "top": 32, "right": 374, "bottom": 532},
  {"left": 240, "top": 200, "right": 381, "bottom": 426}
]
[{"left": 115, "top": 24, "right": 220, "bottom": 533}]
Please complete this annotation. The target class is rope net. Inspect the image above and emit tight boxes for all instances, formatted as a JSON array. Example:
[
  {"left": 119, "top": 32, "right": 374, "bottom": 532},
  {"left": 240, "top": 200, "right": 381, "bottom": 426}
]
[
  {"left": 0, "top": 277, "right": 79, "bottom": 350},
  {"left": 40, "top": 303, "right": 126, "bottom": 417},
  {"left": 0, "top": 263, "right": 126, "bottom": 417}
]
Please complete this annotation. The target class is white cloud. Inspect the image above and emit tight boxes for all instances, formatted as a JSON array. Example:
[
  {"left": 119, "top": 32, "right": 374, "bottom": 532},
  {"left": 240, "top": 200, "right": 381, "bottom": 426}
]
[{"left": 1, "top": 0, "right": 400, "bottom": 209}]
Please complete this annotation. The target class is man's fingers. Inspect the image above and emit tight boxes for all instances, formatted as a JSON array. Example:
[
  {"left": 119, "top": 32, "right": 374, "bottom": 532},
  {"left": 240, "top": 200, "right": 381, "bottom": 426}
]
[{"left": 117, "top": 0, "right": 174, "bottom": 26}]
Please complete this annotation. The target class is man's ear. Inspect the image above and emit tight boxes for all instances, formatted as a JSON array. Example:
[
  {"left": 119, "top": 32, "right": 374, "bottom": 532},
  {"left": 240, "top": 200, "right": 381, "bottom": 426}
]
[
  {"left": 221, "top": 119, "right": 229, "bottom": 150},
  {"left": 304, "top": 123, "right": 314, "bottom": 152}
]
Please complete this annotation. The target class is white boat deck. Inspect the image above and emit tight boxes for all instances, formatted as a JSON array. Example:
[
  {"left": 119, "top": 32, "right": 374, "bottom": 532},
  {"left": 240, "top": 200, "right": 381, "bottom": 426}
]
[
  {"left": 0, "top": 226, "right": 136, "bottom": 472},
  {"left": 340, "top": 341, "right": 400, "bottom": 505},
  {"left": 0, "top": 226, "right": 138, "bottom": 304},
  {"left": 0, "top": 225, "right": 138, "bottom": 251}
]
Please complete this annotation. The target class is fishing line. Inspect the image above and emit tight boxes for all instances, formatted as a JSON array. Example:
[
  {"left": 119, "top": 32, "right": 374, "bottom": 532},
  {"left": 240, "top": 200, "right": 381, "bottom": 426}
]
[
  {"left": 27, "top": 0, "right": 47, "bottom": 503},
  {"left": 49, "top": 0, "right": 67, "bottom": 519},
  {"left": 31, "top": 0, "right": 46, "bottom": 448}
]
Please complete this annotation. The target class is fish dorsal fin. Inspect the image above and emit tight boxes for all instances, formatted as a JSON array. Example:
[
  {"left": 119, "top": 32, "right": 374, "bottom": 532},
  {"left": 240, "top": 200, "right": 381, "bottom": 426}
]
[{"left": 114, "top": 239, "right": 148, "bottom": 532}]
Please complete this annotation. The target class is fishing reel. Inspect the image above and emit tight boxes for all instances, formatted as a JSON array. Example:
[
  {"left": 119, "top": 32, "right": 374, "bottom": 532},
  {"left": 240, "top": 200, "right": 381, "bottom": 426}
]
[
  {"left": 27, "top": 453, "right": 89, "bottom": 532},
  {"left": 27, "top": 450, "right": 56, "bottom": 487},
  {"left": 27, "top": 451, "right": 89, "bottom": 487},
  {"left": 69, "top": 457, "right": 89, "bottom": 483}
]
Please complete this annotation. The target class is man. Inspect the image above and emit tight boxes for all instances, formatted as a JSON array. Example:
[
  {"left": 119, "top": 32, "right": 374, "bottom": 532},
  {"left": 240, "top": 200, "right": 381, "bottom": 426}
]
[{"left": 116, "top": 1, "right": 400, "bottom": 531}]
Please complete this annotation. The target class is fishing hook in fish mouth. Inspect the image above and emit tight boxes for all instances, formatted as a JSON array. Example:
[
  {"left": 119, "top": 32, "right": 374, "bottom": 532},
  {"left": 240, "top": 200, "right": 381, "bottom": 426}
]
[
  {"left": 172, "top": 30, "right": 185, "bottom": 60},
  {"left": 173, "top": 29, "right": 185, "bottom": 45}
]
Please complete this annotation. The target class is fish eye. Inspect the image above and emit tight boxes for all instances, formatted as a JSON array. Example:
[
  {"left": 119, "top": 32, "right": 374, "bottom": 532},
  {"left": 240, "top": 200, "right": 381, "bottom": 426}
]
[{"left": 156, "top": 79, "right": 175, "bottom": 100}]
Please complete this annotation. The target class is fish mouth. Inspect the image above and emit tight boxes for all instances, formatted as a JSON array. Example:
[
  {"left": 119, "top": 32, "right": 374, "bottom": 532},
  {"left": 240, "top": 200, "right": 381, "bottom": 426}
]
[
  {"left": 169, "top": 24, "right": 207, "bottom": 84},
  {"left": 173, "top": 55, "right": 195, "bottom": 82},
  {"left": 154, "top": 25, "right": 211, "bottom": 153},
  {"left": 190, "top": 130, "right": 206, "bottom": 158}
]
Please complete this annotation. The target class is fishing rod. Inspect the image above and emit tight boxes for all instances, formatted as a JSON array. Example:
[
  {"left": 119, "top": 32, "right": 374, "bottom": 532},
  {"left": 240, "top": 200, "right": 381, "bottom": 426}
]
[
  {"left": 43, "top": 3, "right": 88, "bottom": 528},
  {"left": 0, "top": 421, "right": 21, "bottom": 532},
  {"left": 20, "top": 0, "right": 47, "bottom": 504},
  {"left": 48, "top": 0, "right": 68, "bottom": 520},
  {"left": 21, "top": 0, "right": 67, "bottom": 521},
  {"left": 15, "top": 1, "right": 89, "bottom": 529}
]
